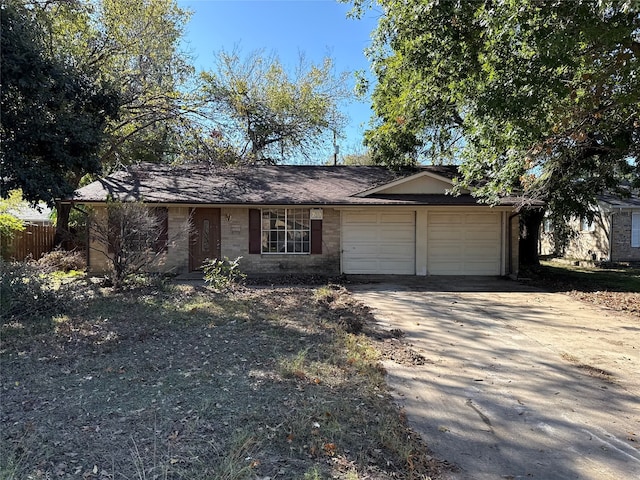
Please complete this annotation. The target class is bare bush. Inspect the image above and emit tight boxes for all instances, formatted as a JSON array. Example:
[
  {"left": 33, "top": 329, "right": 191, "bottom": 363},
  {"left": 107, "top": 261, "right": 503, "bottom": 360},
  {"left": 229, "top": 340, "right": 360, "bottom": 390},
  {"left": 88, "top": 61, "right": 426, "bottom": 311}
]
[{"left": 89, "top": 201, "right": 189, "bottom": 289}]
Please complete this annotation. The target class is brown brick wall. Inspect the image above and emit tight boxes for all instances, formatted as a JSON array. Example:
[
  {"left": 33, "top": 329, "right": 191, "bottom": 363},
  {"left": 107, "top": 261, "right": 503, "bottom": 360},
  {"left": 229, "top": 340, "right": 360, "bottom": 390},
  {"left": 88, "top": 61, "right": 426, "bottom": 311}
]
[
  {"left": 539, "top": 213, "right": 611, "bottom": 262},
  {"left": 611, "top": 212, "right": 640, "bottom": 262},
  {"left": 222, "top": 207, "right": 341, "bottom": 275},
  {"left": 89, "top": 205, "right": 342, "bottom": 276}
]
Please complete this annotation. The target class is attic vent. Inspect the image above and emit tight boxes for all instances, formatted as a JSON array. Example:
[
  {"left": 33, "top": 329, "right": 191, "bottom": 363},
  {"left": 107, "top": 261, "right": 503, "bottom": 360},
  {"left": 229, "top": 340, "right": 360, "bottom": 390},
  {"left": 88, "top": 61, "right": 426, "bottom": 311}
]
[{"left": 310, "top": 208, "right": 323, "bottom": 220}]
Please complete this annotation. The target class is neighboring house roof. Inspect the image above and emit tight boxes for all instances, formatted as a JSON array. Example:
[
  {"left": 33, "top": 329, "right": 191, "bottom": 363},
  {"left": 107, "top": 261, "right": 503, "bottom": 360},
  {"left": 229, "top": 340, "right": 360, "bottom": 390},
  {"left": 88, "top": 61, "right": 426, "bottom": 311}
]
[
  {"left": 599, "top": 189, "right": 640, "bottom": 209},
  {"left": 8, "top": 203, "right": 53, "bottom": 223},
  {"left": 68, "top": 163, "right": 528, "bottom": 207}
]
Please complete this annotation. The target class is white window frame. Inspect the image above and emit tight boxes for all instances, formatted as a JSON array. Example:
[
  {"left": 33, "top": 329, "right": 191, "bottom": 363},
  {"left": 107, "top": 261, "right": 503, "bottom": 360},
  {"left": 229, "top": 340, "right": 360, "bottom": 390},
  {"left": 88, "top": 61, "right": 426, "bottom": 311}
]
[
  {"left": 632, "top": 212, "right": 640, "bottom": 248},
  {"left": 580, "top": 217, "right": 595, "bottom": 233},
  {"left": 261, "top": 208, "right": 310, "bottom": 254}
]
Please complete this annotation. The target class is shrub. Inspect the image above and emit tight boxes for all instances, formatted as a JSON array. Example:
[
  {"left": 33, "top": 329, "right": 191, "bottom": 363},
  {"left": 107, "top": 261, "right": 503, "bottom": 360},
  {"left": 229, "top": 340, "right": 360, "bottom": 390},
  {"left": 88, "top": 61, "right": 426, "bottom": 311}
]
[
  {"left": 37, "top": 249, "right": 86, "bottom": 272},
  {"left": 0, "top": 260, "right": 65, "bottom": 325},
  {"left": 202, "top": 256, "right": 246, "bottom": 291}
]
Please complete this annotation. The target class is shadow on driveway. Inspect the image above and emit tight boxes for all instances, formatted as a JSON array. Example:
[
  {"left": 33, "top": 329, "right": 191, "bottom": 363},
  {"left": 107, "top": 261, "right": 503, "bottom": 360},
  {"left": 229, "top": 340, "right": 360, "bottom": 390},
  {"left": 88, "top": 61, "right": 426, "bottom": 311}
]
[{"left": 349, "top": 277, "right": 640, "bottom": 480}]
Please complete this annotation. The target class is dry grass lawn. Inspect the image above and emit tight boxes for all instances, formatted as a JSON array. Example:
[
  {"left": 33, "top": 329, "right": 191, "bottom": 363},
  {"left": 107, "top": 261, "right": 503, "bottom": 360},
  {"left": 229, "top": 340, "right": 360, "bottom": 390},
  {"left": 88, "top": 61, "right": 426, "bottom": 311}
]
[{"left": 1, "top": 278, "right": 448, "bottom": 480}]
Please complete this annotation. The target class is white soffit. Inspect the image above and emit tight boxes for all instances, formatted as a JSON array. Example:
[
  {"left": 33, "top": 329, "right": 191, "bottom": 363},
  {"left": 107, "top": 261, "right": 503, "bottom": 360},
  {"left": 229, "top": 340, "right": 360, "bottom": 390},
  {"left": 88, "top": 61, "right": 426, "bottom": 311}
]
[{"left": 354, "top": 171, "right": 468, "bottom": 197}]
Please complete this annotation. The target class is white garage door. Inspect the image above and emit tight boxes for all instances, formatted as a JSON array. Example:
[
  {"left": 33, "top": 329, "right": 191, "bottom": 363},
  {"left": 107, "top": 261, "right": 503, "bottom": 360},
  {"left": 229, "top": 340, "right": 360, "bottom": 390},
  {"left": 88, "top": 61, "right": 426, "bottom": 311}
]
[
  {"left": 342, "top": 211, "right": 415, "bottom": 274},
  {"left": 428, "top": 212, "right": 501, "bottom": 275}
]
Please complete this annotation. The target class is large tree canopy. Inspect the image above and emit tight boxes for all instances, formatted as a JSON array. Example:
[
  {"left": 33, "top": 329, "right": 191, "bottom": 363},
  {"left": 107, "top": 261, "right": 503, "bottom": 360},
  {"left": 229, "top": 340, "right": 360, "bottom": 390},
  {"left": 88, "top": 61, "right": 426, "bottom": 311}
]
[
  {"left": 351, "top": 0, "right": 639, "bottom": 221},
  {"left": 1, "top": 0, "right": 196, "bottom": 207},
  {"left": 47, "top": 0, "right": 197, "bottom": 168},
  {"left": 0, "top": 0, "right": 119, "bottom": 205},
  {"left": 201, "top": 49, "right": 353, "bottom": 163}
]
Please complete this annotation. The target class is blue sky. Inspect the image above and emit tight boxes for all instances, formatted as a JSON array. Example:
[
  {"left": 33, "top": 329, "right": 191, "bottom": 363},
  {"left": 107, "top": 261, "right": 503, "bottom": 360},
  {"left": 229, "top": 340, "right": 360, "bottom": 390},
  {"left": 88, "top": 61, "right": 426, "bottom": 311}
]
[{"left": 177, "top": 0, "right": 381, "bottom": 160}]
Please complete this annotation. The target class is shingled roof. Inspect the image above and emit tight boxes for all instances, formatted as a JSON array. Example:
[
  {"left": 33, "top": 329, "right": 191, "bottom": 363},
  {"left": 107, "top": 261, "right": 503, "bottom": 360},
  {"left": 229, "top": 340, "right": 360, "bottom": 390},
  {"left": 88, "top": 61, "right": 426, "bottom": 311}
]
[{"left": 68, "top": 163, "right": 521, "bottom": 206}]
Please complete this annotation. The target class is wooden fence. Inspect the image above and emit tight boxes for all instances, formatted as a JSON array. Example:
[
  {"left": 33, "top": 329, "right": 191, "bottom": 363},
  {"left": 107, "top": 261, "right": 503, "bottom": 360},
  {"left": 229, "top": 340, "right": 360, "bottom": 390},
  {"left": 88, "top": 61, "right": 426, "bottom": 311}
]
[{"left": 1, "top": 223, "right": 56, "bottom": 261}]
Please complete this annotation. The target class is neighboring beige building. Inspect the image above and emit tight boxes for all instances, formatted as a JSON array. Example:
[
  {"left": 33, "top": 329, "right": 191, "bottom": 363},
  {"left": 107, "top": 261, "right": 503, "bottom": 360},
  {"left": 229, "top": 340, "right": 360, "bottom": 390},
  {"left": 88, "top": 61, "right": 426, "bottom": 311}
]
[
  {"left": 64, "top": 163, "right": 536, "bottom": 277},
  {"left": 539, "top": 191, "right": 640, "bottom": 263}
]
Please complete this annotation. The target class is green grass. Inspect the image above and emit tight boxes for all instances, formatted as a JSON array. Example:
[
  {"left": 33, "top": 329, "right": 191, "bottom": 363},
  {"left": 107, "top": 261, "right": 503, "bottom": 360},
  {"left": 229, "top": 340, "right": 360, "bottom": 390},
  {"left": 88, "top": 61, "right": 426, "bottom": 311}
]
[{"left": 535, "top": 260, "right": 640, "bottom": 292}]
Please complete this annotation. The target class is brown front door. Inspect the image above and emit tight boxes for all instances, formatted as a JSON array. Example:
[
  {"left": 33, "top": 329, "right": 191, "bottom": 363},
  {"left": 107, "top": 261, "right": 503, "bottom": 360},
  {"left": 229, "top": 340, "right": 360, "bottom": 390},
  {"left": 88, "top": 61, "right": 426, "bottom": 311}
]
[{"left": 190, "top": 208, "right": 221, "bottom": 271}]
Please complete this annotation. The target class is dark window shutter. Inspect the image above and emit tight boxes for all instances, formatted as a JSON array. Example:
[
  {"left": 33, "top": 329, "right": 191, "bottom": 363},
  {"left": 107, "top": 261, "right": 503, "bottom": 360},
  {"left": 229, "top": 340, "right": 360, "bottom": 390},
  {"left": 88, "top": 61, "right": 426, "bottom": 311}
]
[
  {"left": 107, "top": 210, "right": 116, "bottom": 254},
  {"left": 154, "top": 207, "right": 169, "bottom": 252},
  {"left": 249, "top": 209, "right": 261, "bottom": 254},
  {"left": 311, "top": 219, "right": 322, "bottom": 254}
]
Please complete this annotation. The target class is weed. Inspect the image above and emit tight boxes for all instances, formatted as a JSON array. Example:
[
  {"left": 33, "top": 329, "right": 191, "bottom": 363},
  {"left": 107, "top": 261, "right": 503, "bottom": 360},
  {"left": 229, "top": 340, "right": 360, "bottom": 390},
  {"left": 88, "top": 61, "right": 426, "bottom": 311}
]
[
  {"left": 202, "top": 256, "right": 246, "bottom": 291},
  {"left": 130, "top": 437, "right": 170, "bottom": 480},
  {"left": 0, "top": 259, "right": 69, "bottom": 334},
  {"left": 303, "top": 466, "right": 323, "bottom": 479},
  {"left": 278, "top": 347, "right": 311, "bottom": 379},
  {"left": 0, "top": 284, "right": 445, "bottom": 479},
  {"left": 210, "top": 432, "right": 258, "bottom": 480}
]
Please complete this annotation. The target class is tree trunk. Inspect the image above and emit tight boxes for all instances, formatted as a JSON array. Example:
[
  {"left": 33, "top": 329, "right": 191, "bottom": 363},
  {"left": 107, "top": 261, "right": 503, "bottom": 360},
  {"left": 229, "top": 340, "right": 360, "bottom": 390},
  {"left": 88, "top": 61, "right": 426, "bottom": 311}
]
[
  {"left": 519, "top": 208, "right": 545, "bottom": 267},
  {"left": 53, "top": 201, "right": 72, "bottom": 249}
]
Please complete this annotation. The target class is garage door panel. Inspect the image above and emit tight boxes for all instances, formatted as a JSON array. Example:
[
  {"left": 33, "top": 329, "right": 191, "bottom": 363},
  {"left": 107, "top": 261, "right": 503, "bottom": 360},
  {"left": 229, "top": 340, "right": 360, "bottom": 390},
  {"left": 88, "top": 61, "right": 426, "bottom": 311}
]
[
  {"left": 466, "top": 213, "right": 499, "bottom": 223},
  {"left": 342, "top": 211, "right": 415, "bottom": 274},
  {"left": 379, "top": 230, "right": 415, "bottom": 243},
  {"left": 429, "top": 262, "right": 463, "bottom": 275},
  {"left": 428, "top": 228, "right": 463, "bottom": 240},
  {"left": 377, "top": 246, "right": 413, "bottom": 257},
  {"left": 342, "top": 212, "right": 379, "bottom": 223},
  {"left": 428, "top": 242, "right": 462, "bottom": 256},
  {"left": 472, "top": 245, "right": 501, "bottom": 256},
  {"left": 344, "top": 245, "right": 379, "bottom": 255},
  {"left": 464, "top": 230, "right": 499, "bottom": 241},
  {"left": 342, "top": 227, "right": 378, "bottom": 241},
  {"left": 380, "top": 260, "right": 414, "bottom": 272},
  {"left": 428, "top": 212, "right": 501, "bottom": 275},
  {"left": 380, "top": 212, "right": 415, "bottom": 223},
  {"left": 429, "top": 213, "right": 461, "bottom": 224}
]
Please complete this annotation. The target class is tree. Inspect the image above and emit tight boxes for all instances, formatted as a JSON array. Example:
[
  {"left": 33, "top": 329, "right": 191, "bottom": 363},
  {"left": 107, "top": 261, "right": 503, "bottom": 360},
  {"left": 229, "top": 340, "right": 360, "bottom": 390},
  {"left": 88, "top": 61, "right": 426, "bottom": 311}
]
[
  {"left": 44, "top": 0, "right": 197, "bottom": 168},
  {"left": 342, "top": 151, "right": 374, "bottom": 165},
  {"left": 25, "top": 0, "right": 198, "bottom": 245},
  {"left": 201, "top": 49, "right": 353, "bottom": 163},
  {"left": 0, "top": 191, "right": 26, "bottom": 257},
  {"left": 0, "top": 0, "right": 119, "bottom": 207},
  {"left": 349, "top": 0, "right": 639, "bottom": 263}
]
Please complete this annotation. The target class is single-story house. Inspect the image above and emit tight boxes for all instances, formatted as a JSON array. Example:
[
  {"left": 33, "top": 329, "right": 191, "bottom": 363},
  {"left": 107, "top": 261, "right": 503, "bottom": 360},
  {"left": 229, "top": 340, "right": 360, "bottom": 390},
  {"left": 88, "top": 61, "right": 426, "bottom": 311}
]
[
  {"left": 65, "top": 163, "right": 530, "bottom": 277},
  {"left": 539, "top": 190, "right": 640, "bottom": 263}
]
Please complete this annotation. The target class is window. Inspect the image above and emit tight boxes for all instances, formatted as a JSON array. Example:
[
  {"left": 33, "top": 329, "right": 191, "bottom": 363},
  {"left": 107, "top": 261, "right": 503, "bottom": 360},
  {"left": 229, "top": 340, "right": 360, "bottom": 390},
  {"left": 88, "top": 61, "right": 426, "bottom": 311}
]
[
  {"left": 261, "top": 209, "right": 310, "bottom": 253},
  {"left": 543, "top": 218, "right": 554, "bottom": 234},
  {"left": 580, "top": 217, "right": 595, "bottom": 232},
  {"left": 632, "top": 212, "right": 640, "bottom": 248}
]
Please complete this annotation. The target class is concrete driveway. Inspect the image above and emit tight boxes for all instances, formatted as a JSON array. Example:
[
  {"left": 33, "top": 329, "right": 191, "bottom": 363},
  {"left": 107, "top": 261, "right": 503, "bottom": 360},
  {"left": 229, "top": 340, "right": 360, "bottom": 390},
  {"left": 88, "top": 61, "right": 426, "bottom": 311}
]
[{"left": 349, "top": 277, "right": 640, "bottom": 480}]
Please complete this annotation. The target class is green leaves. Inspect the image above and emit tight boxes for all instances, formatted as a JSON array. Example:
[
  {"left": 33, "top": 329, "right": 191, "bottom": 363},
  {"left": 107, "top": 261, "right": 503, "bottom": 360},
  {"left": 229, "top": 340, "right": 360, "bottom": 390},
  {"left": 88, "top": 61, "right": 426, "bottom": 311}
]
[
  {"left": 1, "top": 0, "right": 119, "bottom": 206},
  {"left": 355, "top": 0, "right": 639, "bottom": 219},
  {"left": 201, "top": 49, "right": 353, "bottom": 163}
]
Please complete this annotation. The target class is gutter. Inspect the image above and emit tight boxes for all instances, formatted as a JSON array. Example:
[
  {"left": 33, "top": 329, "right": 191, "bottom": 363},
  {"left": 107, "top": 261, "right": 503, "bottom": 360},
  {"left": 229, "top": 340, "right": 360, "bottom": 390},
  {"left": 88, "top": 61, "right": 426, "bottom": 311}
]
[{"left": 508, "top": 211, "right": 520, "bottom": 277}]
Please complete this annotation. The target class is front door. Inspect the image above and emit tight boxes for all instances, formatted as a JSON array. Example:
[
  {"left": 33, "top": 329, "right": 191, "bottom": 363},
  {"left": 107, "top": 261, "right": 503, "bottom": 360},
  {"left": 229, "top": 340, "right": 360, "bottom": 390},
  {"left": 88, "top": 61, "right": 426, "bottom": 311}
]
[{"left": 190, "top": 208, "right": 221, "bottom": 271}]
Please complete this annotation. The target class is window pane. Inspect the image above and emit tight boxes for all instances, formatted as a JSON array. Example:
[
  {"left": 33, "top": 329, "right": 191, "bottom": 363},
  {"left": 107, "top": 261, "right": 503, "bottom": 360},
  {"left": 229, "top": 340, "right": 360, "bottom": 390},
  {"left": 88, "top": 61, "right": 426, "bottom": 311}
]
[
  {"left": 202, "top": 219, "right": 210, "bottom": 253},
  {"left": 261, "top": 208, "right": 311, "bottom": 254}
]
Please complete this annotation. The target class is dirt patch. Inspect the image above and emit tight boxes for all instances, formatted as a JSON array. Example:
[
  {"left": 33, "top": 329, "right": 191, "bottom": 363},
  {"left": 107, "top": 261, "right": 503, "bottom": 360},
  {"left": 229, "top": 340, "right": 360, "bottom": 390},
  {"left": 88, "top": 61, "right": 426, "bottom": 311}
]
[
  {"left": 1, "top": 280, "right": 450, "bottom": 479},
  {"left": 526, "top": 262, "right": 640, "bottom": 315},
  {"left": 560, "top": 353, "right": 616, "bottom": 383},
  {"left": 567, "top": 290, "right": 640, "bottom": 314}
]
